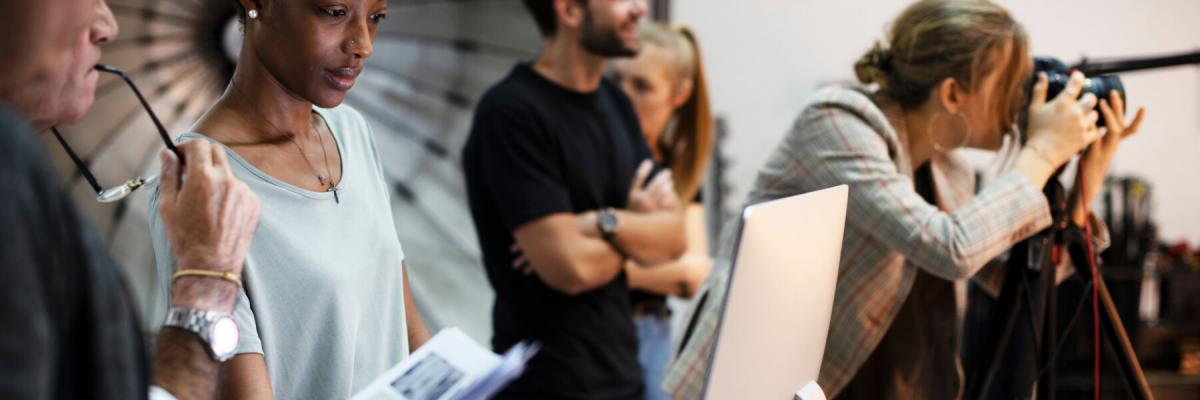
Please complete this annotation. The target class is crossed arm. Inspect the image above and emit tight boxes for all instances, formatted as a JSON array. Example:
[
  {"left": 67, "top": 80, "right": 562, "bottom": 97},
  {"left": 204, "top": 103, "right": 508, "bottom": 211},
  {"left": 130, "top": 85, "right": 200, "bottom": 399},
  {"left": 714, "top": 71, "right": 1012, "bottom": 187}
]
[
  {"left": 513, "top": 163, "right": 687, "bottom": 296},
  {"left": 624, "top": 204, "right": 712, "bottom": 298},
  {"left": 515, "top": 207, "right": 685, "bottom": 296}
]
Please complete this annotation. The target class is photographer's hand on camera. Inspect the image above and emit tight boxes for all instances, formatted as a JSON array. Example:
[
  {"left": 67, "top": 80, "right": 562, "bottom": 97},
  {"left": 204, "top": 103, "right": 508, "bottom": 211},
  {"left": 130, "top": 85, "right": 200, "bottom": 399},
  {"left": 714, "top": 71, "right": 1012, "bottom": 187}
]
[
  {"left": 1016, "top": 71, "right": 1102, "bottom": 187},
  {"left": 1069, "top": 90, "right": 1146, "bottom": 225},
  {"left": 157, "top": 140, "right": 261, "bottom": 314}
]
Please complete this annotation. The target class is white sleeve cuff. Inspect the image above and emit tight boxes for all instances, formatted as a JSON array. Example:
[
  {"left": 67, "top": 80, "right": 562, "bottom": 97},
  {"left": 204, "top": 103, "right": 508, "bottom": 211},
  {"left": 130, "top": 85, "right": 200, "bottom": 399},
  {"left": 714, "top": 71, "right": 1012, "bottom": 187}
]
[{"left": 148, "top": 385, "right": 178, "bottom": 400}]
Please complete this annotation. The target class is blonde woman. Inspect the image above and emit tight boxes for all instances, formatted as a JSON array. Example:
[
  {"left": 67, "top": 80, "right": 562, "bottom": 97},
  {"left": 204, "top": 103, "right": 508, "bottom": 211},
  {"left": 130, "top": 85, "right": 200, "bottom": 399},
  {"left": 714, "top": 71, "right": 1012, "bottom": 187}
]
[{"left": 611, "top": 23, "right": 714, "bottom": 400}]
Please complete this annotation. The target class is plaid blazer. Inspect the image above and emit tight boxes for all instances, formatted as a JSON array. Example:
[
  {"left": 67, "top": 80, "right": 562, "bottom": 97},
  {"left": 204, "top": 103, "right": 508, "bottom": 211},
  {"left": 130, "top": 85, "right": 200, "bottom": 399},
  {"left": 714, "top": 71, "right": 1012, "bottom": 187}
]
[{"left": 661, "top": 86, "right": 1098, "bottom": 398}]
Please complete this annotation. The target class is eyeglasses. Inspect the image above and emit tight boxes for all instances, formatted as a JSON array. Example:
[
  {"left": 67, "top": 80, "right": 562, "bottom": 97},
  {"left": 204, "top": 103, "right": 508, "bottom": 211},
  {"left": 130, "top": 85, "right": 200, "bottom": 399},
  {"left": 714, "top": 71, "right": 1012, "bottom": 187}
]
[{"left": 51, "top": 64, "right": 184, "bottom": 203}]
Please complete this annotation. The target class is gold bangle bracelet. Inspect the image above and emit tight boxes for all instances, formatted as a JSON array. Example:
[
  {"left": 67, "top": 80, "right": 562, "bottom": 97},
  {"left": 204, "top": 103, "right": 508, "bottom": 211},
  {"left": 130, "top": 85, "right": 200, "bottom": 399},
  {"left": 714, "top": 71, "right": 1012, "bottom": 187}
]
[{"left": 172, "top": 269, "right": 242, "bottom": 287}]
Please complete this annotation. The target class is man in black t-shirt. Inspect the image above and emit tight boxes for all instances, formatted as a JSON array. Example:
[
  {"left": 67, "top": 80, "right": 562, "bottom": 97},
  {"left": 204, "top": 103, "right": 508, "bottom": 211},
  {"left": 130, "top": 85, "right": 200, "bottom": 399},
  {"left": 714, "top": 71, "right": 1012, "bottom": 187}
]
[{"left": 463, "top": 0, "right": 685, "bottom": 398}]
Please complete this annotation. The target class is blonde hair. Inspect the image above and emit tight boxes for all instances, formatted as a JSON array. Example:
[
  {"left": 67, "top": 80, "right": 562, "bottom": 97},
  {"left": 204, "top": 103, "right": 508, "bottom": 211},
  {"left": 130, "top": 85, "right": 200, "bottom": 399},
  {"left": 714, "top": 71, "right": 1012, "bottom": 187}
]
[
  {"left": 855, "top": 0, "right": 1031, "bottom": 134},
  {"left": 638, "top": 23, "right": 713, "bottom": 203}
]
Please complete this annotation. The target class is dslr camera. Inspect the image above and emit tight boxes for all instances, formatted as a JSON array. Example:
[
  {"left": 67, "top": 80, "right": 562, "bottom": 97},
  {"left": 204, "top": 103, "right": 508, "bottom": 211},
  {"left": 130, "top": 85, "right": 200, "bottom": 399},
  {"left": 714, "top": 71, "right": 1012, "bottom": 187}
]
[{"left": 1028, "top": 56, "right": 1125, "bottom": 127}]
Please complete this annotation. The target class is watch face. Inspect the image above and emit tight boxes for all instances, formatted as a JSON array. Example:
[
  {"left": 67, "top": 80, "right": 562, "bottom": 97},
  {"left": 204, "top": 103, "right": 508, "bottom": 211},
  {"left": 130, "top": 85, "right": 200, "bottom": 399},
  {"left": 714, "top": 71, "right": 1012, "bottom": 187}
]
[
  {"left": 600, "top": 211, "right": 618, "bottom": 233},
  {"left": 211, "top": 317, "right": 239, "bottom": 357}
]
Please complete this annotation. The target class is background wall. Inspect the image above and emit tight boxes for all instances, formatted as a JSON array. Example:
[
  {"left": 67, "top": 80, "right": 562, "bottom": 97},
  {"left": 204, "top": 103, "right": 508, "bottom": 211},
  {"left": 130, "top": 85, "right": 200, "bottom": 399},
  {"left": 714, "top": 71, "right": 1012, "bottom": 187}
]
[{"left": 674, "top": 0, "right": 1200, "bottom": 244}]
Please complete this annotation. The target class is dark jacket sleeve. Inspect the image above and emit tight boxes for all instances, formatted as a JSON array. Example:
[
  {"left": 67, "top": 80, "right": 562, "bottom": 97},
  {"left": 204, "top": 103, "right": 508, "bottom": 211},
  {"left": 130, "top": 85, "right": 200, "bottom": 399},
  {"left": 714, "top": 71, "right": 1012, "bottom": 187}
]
[{"left": 0, "top": 107, "right": 148, "bottom": 399}]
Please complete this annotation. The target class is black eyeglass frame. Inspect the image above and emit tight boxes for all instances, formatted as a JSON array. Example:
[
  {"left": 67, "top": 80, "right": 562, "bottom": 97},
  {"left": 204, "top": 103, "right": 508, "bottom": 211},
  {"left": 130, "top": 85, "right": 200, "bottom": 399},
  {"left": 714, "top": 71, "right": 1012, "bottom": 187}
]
[{"left": 51, "top": 64, "right": 185, "bottom": 203}]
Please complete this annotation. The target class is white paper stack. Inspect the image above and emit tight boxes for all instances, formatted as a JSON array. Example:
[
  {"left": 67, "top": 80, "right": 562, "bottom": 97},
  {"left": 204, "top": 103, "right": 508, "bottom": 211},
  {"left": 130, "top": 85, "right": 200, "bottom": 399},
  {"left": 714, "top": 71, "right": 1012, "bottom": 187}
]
[{"left": 350, "top": 328, "right": 539, "bottom": 400}]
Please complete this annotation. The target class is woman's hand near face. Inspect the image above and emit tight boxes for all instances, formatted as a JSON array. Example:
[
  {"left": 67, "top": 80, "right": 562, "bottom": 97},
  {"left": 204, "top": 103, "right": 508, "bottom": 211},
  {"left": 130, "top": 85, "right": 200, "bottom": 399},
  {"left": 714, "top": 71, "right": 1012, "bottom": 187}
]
[
  {"left": 1014, "top": 71, "right": 1103, "bottom": 187},
  {"left": 1069, "top": 90, "right": 1146, "bottom": 225},
  {"left": 627, "top": 160, "right": 680, "bottom": 213}
]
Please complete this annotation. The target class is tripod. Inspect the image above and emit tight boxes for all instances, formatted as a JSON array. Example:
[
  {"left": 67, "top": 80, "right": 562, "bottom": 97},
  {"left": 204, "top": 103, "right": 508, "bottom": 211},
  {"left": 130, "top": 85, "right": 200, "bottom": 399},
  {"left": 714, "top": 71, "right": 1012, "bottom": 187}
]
[
  {"left": 963, "top": 178, "right": 1151, "bottom": 400},
  {"left": 962, "top": 49, "right": 1200, "bottom": 399}
]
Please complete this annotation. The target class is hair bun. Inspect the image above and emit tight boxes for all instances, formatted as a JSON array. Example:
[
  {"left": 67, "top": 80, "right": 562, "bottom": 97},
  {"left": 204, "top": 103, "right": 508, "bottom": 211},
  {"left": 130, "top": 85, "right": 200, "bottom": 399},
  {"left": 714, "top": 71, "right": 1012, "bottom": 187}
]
[{"left": 854, "top": 41, "right": 892, "bottom": 87}]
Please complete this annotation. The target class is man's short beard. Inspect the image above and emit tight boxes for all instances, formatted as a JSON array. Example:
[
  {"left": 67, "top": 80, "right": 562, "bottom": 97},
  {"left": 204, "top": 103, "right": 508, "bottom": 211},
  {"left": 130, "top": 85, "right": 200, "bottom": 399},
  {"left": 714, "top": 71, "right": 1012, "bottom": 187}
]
[{"left": 579, "top": 10, "right": 638, "bottom": 58}]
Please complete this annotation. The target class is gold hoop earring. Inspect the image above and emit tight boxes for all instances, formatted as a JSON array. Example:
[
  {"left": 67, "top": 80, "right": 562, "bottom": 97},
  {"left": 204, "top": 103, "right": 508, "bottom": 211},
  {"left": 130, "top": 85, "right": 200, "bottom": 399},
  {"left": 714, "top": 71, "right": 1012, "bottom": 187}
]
[{"left": 927, "top": 111, "right": 972, "bottom": 153}]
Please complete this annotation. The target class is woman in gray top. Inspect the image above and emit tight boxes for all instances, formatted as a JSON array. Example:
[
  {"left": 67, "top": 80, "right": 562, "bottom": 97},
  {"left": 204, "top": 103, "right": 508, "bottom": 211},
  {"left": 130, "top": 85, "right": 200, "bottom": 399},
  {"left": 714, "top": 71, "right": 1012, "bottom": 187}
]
[{"left": 149, "top": 0, "right": 430, "bottom": 398}]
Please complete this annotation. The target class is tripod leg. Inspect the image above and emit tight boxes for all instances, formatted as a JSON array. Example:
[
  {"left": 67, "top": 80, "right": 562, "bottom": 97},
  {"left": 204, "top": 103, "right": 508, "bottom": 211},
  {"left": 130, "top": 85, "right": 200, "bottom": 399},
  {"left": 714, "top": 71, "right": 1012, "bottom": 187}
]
[
  {"left": 967, "top": 237, "right": 1055, "bottom": 400},
  {"left": 1038, "top": 256, "right": 1058, "bottom": 400},
  {"left": 976, "top": 285, "right": 1024, "bottom": 400},
  {"left": 1096, "top": 276, "right": 1154, "bottom": 399}
]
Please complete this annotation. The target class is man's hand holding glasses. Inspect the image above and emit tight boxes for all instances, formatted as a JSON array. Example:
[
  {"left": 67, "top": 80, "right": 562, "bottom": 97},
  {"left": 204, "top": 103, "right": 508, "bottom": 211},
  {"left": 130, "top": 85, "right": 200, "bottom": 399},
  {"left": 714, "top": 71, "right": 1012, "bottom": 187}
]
[
  {"left": 51, "top": 64, "right": 184, "bottom": 203},
  {"left": 158, "top": 140, "right": 260, "bottom": 314},
  {"left": 50, "top": 64, "right": 260, "bottom": 313}
]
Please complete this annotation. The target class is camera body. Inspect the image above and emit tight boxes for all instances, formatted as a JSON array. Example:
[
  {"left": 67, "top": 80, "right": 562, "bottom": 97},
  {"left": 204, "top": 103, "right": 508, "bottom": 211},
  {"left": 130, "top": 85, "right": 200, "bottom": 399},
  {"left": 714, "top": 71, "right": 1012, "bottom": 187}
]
[{"left": 1030, "top": 56, "right": 1125, "bottom": 127}]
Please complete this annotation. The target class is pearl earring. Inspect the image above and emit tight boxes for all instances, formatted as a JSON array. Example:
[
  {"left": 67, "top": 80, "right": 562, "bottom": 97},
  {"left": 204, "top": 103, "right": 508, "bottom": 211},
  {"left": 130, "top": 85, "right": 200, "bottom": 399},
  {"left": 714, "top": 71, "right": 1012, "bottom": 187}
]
[{"left": 248, "top": 9, "right": 258, "bottom": 19}]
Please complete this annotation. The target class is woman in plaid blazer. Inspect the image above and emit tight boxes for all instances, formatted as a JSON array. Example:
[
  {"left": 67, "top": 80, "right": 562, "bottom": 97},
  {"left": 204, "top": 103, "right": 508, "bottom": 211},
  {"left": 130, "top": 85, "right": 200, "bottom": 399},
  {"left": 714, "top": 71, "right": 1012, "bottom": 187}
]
[{"left": 662, "top": 0, "right": 1146, "bottom": 398}]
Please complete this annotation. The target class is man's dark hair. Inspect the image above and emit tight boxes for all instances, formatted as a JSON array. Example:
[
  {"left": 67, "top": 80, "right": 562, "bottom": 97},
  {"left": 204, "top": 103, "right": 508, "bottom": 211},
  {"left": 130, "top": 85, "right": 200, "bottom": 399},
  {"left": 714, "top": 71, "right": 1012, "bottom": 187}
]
[{"left": 523, "top": 0, "right": 586, "bottom": 37}]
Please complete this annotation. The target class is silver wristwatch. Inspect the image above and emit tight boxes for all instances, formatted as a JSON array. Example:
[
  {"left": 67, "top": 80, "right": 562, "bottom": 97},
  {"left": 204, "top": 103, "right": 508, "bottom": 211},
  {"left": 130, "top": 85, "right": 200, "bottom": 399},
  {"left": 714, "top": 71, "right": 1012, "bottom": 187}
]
[{"left": 163, "top": 307, "right": 239, "bottom": 362}]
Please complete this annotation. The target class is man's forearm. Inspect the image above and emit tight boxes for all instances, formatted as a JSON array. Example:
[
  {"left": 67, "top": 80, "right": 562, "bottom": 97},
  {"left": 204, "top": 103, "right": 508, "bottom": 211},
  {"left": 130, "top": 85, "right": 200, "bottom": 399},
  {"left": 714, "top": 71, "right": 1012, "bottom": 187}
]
[
  {"left": 153, "top": 328, "right": 221, "bottom": 400},
  {"left": 153, "top": 276, "right": 238, "bottom": 399},
  {"left": 547, "top": 232, "right": 627, "bottom": 295},
  {"left": 614, "top": 210, "right": 686, "bottom": 265},
  {"left": 573, "top": 235, "right": 628, "bottom": 288},
  {"left": 517, "top": 213, "right": 627, "bottom": 295},
  {"left": 577, "top": 210, "right": 686, "bottom": 265}
]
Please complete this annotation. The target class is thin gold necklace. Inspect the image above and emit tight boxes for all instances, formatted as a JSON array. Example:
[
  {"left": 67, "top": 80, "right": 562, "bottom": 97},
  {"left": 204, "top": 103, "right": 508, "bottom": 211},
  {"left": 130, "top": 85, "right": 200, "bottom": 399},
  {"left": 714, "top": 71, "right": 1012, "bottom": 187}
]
[{"left": 288, "top": 112, "right": 338, "bottom": 201}]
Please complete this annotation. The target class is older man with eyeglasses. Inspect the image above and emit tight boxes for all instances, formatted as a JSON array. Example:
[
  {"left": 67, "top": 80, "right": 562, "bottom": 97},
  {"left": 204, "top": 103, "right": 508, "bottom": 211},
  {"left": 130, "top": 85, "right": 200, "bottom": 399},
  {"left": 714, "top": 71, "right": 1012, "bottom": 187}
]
[{"left": 0, "top": 0, "right": 260, "bottom": 399}]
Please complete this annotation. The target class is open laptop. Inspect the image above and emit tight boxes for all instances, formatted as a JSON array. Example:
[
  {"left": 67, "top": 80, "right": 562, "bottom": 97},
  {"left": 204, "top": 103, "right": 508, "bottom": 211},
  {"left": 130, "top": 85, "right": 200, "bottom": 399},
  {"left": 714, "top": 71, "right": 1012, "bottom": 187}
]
[{"left": 700, "top": 185, "right": 848, "bottom": 399}]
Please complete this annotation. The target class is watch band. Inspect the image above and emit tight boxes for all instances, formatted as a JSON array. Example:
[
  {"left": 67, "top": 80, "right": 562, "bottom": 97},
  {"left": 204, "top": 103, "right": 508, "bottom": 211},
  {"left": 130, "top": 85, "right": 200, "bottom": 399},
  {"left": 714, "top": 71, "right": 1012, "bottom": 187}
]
[{"left": 163, "top": 307, "right": 237, "bottom": 362}]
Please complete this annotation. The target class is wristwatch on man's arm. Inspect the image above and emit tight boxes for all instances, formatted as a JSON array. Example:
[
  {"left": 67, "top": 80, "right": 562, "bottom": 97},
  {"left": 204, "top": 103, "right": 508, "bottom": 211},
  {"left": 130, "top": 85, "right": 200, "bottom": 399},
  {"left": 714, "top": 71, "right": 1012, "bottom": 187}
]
[
  {"left": 162, "top": 307, "right": 239, "bottom": 362},
  {"left": 148, "top": 308, "right": 238, "bottom": 400},
  {"left": 596, "top": 207, "right": 620, "bottom": 241}
]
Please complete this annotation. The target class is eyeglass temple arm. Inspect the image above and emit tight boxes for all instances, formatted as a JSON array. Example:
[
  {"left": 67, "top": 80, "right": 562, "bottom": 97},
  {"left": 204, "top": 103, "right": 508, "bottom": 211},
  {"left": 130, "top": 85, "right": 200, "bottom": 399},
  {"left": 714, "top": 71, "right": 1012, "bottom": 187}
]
[
  {"left": 94, "top": 64, "right": 185, "bottom": 165},
  {"left": 50, "top": 127, "right": 103, "bottom": 195}
]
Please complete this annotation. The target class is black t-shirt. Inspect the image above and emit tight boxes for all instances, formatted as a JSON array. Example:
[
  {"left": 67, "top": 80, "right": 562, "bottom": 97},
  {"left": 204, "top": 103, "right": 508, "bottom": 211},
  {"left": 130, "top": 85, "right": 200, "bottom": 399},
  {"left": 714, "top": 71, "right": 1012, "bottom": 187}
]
[
  {"left": 463, "top": 64, "right": 651, "bottom": 399},
  {"left": 0, "top": 106, "right": 148, "bottom": 399}
]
